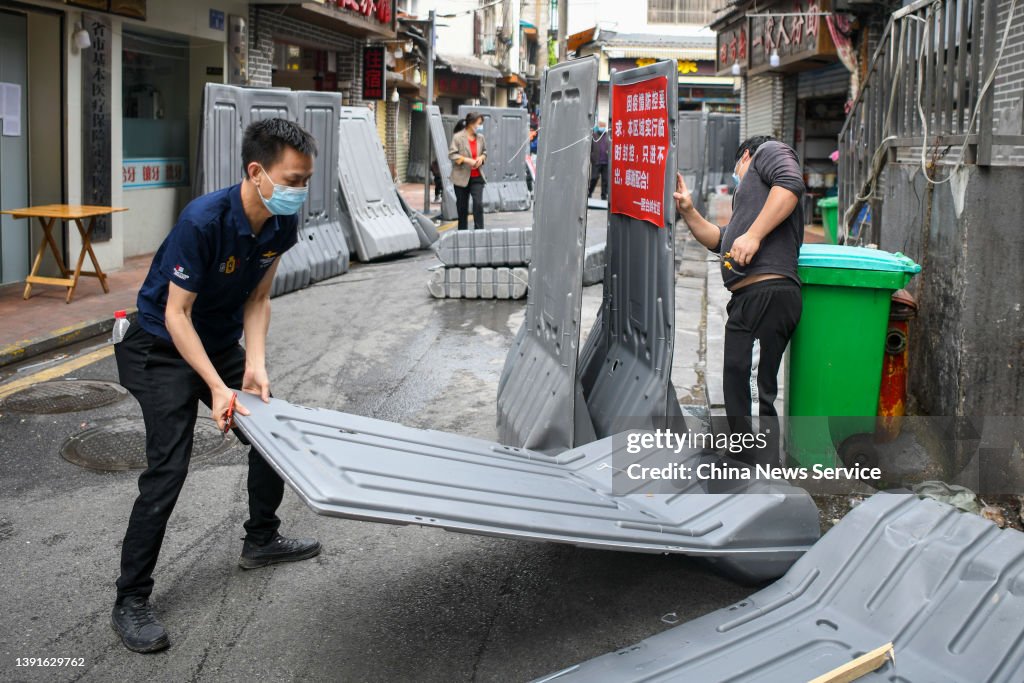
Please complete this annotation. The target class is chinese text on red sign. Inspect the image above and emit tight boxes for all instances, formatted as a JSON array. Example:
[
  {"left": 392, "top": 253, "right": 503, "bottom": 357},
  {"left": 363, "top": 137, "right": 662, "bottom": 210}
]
[{"left": 610, "top": 76, "right": 669, "bottom": 227}]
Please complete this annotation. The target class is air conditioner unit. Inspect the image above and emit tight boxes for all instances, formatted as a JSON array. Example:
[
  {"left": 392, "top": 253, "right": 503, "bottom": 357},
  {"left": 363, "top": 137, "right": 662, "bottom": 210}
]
[{"left": 526, "top": 64, "right": 536, "bottom": 77}]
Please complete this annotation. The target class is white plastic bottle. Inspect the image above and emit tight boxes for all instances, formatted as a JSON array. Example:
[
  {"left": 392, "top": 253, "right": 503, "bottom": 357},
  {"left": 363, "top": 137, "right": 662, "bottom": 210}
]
[{"left": 112, "top": 310, "right": 130, "bottom": 344}]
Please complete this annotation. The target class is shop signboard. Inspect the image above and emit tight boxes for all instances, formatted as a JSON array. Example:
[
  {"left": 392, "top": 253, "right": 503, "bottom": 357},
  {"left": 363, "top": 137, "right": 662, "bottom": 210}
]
[{"left": 362, "top": 45, "right": 386, "bottom": 101}]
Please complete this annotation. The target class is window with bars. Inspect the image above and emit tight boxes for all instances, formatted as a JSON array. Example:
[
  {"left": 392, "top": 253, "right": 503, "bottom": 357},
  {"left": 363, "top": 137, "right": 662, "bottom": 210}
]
[{"left": 647, "top": 0, "right": 719, "bottom": 25}]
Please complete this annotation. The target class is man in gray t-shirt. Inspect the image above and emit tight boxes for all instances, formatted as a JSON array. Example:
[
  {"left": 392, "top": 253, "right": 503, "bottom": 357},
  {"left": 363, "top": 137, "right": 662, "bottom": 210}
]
[{"left": 674, "top": 136, "right": 806, "bottom": 467}]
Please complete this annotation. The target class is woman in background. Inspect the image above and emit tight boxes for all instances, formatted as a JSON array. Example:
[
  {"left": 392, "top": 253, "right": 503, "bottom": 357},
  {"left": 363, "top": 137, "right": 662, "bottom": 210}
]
[{"left": 448, "top": 112, "right": 487, "bottom": 230}]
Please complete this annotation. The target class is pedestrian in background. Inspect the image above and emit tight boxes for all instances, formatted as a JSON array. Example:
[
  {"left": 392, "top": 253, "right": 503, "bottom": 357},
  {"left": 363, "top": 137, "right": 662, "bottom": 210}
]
[
  {"left": 589, "top": 121, "right": 611, "bottom": 200},
  {"left": 448, "top": 112, "right": 488, "bottom": 230}
]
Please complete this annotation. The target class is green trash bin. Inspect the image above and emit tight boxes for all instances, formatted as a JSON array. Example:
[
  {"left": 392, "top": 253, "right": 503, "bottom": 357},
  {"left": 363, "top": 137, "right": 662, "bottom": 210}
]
[
  {"left": 785, "top": 245, "right": 921, "bottom": 469},
  {"left": 817, "top": 196, "right": 839, "bottom": 244}
]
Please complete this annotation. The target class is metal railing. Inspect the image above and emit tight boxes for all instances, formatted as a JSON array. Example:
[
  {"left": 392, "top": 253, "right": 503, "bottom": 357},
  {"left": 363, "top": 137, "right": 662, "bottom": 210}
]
[{"left": 837, "top": 0, "right": 1022, "bottom": 242}]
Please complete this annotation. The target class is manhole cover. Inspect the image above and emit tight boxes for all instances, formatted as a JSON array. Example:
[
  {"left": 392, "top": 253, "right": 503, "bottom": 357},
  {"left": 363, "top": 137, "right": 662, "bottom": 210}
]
[
  {"left": 1, "top": 380, "right": 128, "bottom": 414},
  {"left": 61, "top": 417, "right": 234, "bottom": 471}
]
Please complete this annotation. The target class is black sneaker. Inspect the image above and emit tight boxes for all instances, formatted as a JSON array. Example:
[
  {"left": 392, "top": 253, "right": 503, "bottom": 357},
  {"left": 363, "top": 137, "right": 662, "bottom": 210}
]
[
  {"left": 238, "top": 533, "right": 321, "bottom": 570},
  {"left": 110, "top": 597, "right": 170, "bottom": 653}
]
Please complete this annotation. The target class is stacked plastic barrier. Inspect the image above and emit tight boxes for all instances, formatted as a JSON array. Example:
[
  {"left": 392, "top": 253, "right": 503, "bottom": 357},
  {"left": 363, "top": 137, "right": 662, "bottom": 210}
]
[
  {"left": 336, "top": 106, "right": 425, "bottom": 261},
  {"left": 196, "top": 84, "right": 349, "bottom": 298},
  {"left": 436, "top": 227, "right": 532, "bottom": 266},
  {"left": 426, "top": 266, "right": 529, "bottom": 299},
  {"left": 457, "top": 105, "right": 532, "bottom": 213},
  {"left": 537, "top": 493, "right": 1024, "bottom": 683},
  {"left": 427, "top": 227, "right": 531, "bottom": 300}
]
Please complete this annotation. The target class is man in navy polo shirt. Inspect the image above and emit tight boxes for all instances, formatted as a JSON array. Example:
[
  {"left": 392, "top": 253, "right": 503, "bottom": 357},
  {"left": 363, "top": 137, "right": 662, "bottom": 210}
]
[{"left": 111, "top": 118, "right": 322, "bottom": 653}]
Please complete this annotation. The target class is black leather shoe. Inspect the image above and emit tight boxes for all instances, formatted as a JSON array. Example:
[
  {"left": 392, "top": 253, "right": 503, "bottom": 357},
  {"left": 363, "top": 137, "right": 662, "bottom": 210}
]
[
  {"left": 111, "top": 597, "right": 170, "bottom": 653},
  {"left": 238, "top": 533, "right": 321, "bottom": 570}
]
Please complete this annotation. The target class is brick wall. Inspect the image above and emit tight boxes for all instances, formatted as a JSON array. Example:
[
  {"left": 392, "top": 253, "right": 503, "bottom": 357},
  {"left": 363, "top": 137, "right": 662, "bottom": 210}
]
[
  {"left": 246, "top": 6, "right": 372, "bottom": 108},
  {"left": 990, "top": 0, "right": 1024, "bottom": 162}
]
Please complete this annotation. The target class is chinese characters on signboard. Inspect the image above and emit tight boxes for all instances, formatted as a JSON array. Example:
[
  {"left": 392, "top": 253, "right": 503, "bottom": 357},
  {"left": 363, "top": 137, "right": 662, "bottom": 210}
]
[
  {"left": 610, "top": 76, "right": 669, "bottom": 227},
  {"left": 82, "top": 14, "right": 112, "bottom": 241},
  {"left": 749, "top": 1, "right": 822, "bottom": 68},
  {"left": 715, "top": 1, "right": 830, "bottom": 74},
  {"left": 363, "top": 45, "right": 385, "bottom": 101},
  {"left": 435, "top": 73, "right": 481, "bottom": 98},
  {"left": 123, "top": 158, "right": 188, "bottom": 189}
]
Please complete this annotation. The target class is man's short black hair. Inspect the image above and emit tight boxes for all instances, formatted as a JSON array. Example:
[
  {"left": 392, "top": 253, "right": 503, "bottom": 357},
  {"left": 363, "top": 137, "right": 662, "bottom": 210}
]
[
  {"left": 735, "top": 135, "right": 774, "bottom": 163},
  {"left": 241, "top": 118, "right": 318, "bottom": 178}
]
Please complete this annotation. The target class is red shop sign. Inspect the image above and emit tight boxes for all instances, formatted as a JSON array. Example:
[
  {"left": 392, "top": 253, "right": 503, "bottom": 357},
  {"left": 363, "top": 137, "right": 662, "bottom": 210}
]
[
  {"left": 363, "top": 45, "right": 385, "bottom": 101},
  {"left": 610, "top": 75, "right": 669, "bottom": 227}
]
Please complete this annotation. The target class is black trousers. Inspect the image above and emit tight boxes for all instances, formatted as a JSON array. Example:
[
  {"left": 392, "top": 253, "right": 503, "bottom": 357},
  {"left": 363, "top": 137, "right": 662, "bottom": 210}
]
[
  {"left": 589, "top": 163, "right": 609, "bottom": 199},
  {"left": 722, "top": 278, "right": 802, "bottom": 467},
  {"left": 455, "top": 176, "right": 485, "bottom": 230},
  {"left": 113, "top": 324, "right": 284, "bottom": 601}
]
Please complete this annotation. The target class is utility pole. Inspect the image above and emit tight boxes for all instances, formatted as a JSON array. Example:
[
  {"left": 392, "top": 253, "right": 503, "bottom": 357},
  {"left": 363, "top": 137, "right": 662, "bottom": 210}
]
[
  {"left": 557, "top": 0, "right": 568, "bottom": 62},
  {"left": 423, "top": 9, "right": 435, "bottom": 214}
]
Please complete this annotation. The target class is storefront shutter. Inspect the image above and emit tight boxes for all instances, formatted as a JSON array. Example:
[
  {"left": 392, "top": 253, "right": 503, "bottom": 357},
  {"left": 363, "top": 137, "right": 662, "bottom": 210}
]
[
  {"left": 745, "top": 75, "right": 776, "bottom": 138},
  {"left": 797, "top": 63, "right": 850, "bottom": 99}
]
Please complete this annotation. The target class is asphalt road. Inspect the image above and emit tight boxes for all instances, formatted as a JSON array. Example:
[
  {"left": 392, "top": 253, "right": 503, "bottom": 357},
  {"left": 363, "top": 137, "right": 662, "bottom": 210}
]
[{"left": 0, "top": 214, "right": 750, "bottom": 683}]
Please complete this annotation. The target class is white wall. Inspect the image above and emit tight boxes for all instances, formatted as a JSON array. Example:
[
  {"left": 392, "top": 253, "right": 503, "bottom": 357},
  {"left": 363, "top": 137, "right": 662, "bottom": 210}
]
[
  {"left": 416, "top": 0, "right": 475, "bottom": 56},
  {"left": 568, "top": 0, "right": 712, "bottom": 36}
]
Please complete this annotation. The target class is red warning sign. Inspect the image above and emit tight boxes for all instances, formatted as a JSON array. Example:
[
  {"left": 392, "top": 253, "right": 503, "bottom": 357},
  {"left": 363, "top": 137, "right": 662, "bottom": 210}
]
[{"left": 610, "top": 75, "right": 669, "bottom": 227}]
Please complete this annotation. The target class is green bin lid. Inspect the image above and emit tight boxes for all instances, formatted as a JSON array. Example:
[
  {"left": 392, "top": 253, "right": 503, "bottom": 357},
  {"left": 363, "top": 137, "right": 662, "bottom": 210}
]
[
  {"left": 798, "top": 245, "right": 921, "bottom": 289},
  {"left": 817, "top": 196, "right": 838, "bottom": 208},
  {"left": 799, "top": 244, "right": 921, "bottom": 273}
]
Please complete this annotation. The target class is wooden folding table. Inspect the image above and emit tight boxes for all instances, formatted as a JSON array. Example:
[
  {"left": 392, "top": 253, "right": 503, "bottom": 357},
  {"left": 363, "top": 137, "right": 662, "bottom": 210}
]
[{"left": 0, "top": 204, "right": 128, "bottom": 304}]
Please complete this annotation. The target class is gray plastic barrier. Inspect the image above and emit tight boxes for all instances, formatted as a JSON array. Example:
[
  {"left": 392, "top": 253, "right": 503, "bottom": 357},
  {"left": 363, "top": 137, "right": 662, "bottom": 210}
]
[
  {"left": 236, "top": 392, "right": 820, "bottom": 584},
  {"left": 427, "top": 266, "right": 529, "bottom": 299},
  {"left": 406, "top": 109, "right": 428, "bottom": 183},
  {"left": 435, "top": 227, "right": 531, "bottom": 267},
  {"left": 427, "top": 105, "right": 458, "bottom": 221},
  {"left": 579, "top": 61, "right": 683, "bottom": 438},
  {"left": 394, "top": 190, "right": 439, "bottom": 248},
  {"left": 457, "top": 105, "right": 531, "bottom": 213},
  {"left": 677, "top": 111, "right": 706, "bottom": 215},
  {"left": 705, "top": 112, "right": 740, "bottom": 191},
  {"left": 336, "top": 106, "right": 421, "bottom": 261},
  {"left": 296, "top": 91, "right": 350, "bottom": 283},
  {"left": 442, "top": 114, "right": 459, "bottom": 146},
  {"left": 195, "top": 83, "right": 319, "bottom": 296},
  {"left": 496, "top": 56, "right": 600, "bottom": 454},
  {"left": 582, "top": 242, "right": 605, "bottom": 286},
  {"left": 537, "top": 493, "right": 1024, "bottom": 683}
]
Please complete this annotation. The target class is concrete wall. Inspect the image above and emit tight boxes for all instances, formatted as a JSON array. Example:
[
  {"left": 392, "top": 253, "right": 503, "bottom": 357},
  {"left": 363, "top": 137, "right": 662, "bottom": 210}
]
[{"left": 880, "top": 163, "right": 1024, "bottom": 418}]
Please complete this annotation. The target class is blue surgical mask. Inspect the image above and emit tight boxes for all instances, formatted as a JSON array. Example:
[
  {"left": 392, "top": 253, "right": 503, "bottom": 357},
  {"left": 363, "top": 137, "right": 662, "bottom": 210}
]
[
  {"left": 476, "top": 123, "right": 483, "bottom": 133},
  {"left": 732, "top": 172, "right": 741, "bottom": 186},
  {"left": 256, "top": 165, "right": 308, "bottom": 216}
]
